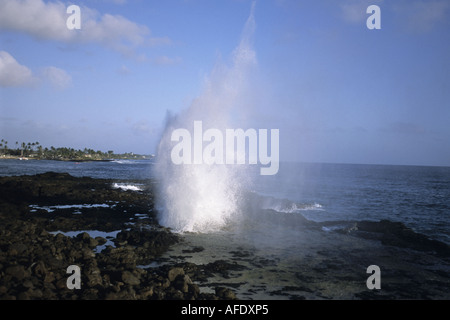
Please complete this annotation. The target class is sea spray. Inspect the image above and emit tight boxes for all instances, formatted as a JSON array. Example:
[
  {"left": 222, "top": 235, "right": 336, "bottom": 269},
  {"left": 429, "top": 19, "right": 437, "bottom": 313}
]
[{"left": 154, "top": 3, "right": 257, "bottom": 233}]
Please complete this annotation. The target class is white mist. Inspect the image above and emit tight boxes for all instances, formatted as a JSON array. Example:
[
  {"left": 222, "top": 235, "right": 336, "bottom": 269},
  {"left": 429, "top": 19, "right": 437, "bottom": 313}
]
[{"left": 154, "top": 3, "right": 257, "bottom": 232}]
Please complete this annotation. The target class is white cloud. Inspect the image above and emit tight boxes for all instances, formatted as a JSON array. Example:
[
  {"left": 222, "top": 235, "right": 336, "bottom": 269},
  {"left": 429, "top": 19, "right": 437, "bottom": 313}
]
[
  {"left": 0, "top": 0, "right": 70, "bottom": 40},
  {"left": 0, "top": 51, "right": 34, "bottom": 87},
  {"left": 82, "top": 12, "right": 150, "bottom": 56},
  {"left": 0, "top": 0, "right": 169, "bottom": 56},
  {"left": 41, "top": 66, "right": 72, "bottom": 89},
  {"left": 0, "top": 50, "right": 71, "bottom": 89}
]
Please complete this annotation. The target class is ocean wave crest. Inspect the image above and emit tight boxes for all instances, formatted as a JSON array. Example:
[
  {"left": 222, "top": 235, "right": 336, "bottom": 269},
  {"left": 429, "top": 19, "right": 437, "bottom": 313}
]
[
  {"left": 261, "top": 198, "right": 323, "bottom": 214},
  {"left": 112, "top": 183, "right": 143, "bottom": 192},
  {"left": 243, "top": 191, "right": 323, "bottom": 215}
]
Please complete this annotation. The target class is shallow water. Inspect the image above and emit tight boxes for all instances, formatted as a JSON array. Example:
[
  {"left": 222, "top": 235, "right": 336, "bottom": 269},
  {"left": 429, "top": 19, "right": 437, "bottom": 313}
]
[
  {"left": 158, "top": 218, "right": 450, "bottom": 299},
  {"left": 50, "top": 230, "right": 121, "bottom": 253},
  {"left": 3, "top": 159, "right": 449, "bottom": 243},
  {"left": 3, "top": 159, "right": 450, "bottom": 299}
]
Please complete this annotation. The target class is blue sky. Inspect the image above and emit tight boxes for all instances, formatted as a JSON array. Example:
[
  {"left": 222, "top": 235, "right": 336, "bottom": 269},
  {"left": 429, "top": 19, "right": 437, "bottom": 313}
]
[{"left": 0, "top": 0, "right": 449, "bottom": 166}]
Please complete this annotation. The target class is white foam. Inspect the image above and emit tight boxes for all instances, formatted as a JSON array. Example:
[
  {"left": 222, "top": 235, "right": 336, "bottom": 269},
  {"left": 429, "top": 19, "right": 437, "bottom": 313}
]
[
  {"left": 112, "top": 183, "right": 143, "bottom": 191},
  {"left": 255, "top": 193, "right": 323, "bottom": 214},
  {"left": 112, "top": 160, "right": 130, "bottom": 164},
  {"left": 157, "top": 165, "right": 243, "bottom": 233},
  {"left": 301, "top": 203, "right": 324, "bottom": 211},
  {"left": 29, "top": 203, "right": 113, "bottom": 213},
  {"left": 270, "top": 202, "right": 323, "bottom": 213}
]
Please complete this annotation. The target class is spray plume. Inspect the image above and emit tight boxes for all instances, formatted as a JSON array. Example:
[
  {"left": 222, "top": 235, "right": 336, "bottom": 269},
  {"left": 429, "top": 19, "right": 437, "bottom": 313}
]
[{"left": 154, "top": 3, "right": 257, "bottom": 233}]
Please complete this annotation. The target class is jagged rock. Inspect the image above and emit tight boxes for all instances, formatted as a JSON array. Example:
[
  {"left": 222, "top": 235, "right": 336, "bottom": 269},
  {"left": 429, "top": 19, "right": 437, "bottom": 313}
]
[
  {"left": 168, "top": 267, "right": 185, "bottom": 282},
  {"left": 355, "top": 220, "right": 450, "bottom": 257},
  {"left": 95, "top": 237, "right": 107, "bottom": 246},
  {"left": 121, "top": 270, "right": 140, "bottom": 286},
  {"left": 215, "top": 287, "right": 237, "bottom": 300},
  {"left": 5, "top": 265, "right": 29, "bottom": 281},
  {"left": 173, "top": 274, "right": 192, "bottom": 293},
  {"left": 3, "top": 172, "right": 448, "bottom": 300}
]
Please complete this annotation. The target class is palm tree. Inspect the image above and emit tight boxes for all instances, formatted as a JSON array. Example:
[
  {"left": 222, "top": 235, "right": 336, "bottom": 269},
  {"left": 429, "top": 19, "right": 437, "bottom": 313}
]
[{"left": 21, "top": 142, "right": 26, "bottom": 157}]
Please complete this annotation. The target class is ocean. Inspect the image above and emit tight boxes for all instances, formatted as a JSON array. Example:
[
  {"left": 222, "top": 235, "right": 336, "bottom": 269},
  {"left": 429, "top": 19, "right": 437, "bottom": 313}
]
[
  {"left": 2, "top": 159, "right": 449, "bottom": 244},
  {"left": 252, "top": 162, "right": 450, "bottom": 245},
  {"left": 0, "top": 158, "right": 154, "bottom": 180},
  {"left": 2, "top": 158, "right": 449, "bottom": 298}
]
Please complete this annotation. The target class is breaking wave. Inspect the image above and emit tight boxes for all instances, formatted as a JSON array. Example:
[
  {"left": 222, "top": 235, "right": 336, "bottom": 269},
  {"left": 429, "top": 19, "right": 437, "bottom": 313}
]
[{"left": 112, "top": 183, "right": 143, "bottom": 192}]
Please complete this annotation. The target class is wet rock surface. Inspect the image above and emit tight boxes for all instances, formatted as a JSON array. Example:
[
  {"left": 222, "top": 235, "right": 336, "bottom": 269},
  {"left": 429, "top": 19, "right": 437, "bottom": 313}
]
[
  {"left": 0, "top": 172, "right": 241, "bottom": 300},
  {"left": 1, "top": 172, "right": 450, "bottom": 300}
]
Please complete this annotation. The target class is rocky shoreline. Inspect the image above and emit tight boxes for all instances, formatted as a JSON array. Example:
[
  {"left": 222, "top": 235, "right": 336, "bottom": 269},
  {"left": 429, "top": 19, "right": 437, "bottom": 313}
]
[
  {"left": 1, "top": 172, "right": 450, "bottom": 300},
  {"left": 0, "top": 172, "right": 238, "bottom": 300}
]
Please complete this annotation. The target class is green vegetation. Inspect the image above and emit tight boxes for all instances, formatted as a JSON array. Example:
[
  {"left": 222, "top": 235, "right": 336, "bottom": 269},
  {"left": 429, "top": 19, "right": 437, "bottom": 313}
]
[{"left": 0, "top": 139, "right": 152, "bottom": 161}]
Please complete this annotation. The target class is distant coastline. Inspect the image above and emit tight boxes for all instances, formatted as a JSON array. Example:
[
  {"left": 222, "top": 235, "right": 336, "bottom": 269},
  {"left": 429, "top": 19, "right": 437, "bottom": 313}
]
[
  {"left": 0, "top": 139, "right": 153, "bottom": 162},
  {"left": 0, "top": 155, "right": 152, "bottom": 161},
  {"left": 0, "top": 156, "right": 118, "bottom": 162},
  {"left": 0, "top": 154, "right": 153, "bottom": 162}
]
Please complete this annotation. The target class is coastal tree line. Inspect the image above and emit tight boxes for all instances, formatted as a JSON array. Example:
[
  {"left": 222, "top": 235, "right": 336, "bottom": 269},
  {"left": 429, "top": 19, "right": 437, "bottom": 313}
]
[{"left": 0, "top": 139, "right": 149, "bottom": 160}]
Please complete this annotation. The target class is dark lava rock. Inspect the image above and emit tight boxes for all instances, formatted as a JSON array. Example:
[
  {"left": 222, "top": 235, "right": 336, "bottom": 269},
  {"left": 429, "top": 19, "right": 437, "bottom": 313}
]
[
  {"left": 115, "top": 228, "right": 179, "bottom": 256},
  {"left": 0, "top": 172, "right": 247, "bottom": 300},
  {"left": 173, "top": 274, "right": 193, "bottom": 293},
  {"left": 182, "top": 246, "right": 205, "bottom": 254},
  {"left": 168, "top": 267, "right": 185, "bottom": 282},
  {"left": 354, "top": 220, "right": 450, "bottom": 257},
  {"left": 5, "top": 265, "right": 30, "bottom": 281},
  {"left": 121, "top": 270, "right": 140, "bottom": 286},
  {"left": 215, "top": 287, "right": 237, "bottom": 300},
  {"left": 8, "top": 172, "right": 448, "bottom": 300},
  {"left": 204, "top": 260, "right": 248, "bottom": 279}
]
